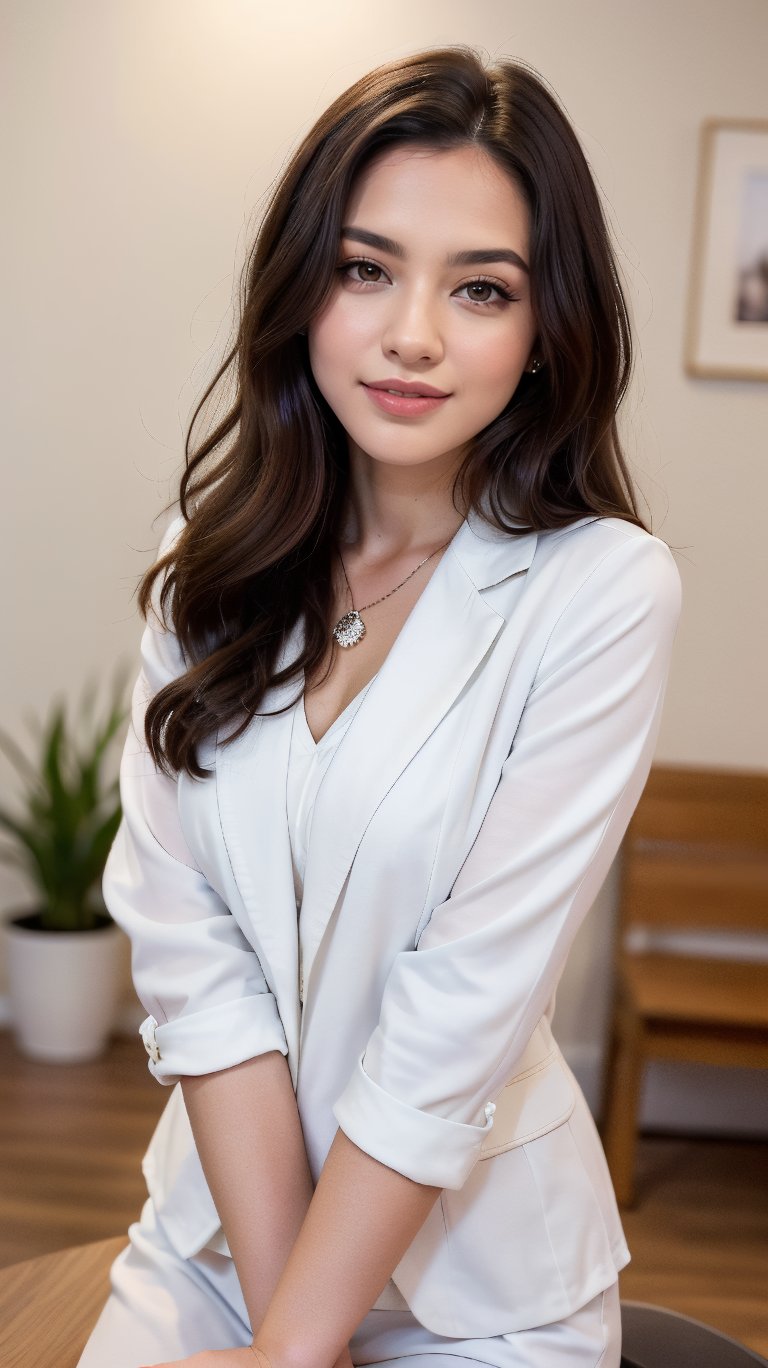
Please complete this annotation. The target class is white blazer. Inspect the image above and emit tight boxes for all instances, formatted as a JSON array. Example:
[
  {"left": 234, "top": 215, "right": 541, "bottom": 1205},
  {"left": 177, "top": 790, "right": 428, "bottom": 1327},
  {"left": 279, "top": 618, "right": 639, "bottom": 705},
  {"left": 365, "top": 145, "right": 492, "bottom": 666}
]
[{"left": 104, "top": 500, "right": 681, "bottom": 1338}]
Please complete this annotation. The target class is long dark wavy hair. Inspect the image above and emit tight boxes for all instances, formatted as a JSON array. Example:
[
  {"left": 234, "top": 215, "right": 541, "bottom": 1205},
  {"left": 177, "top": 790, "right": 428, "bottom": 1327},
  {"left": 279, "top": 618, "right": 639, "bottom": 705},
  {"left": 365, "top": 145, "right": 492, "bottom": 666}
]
[{"left": 141, "top": 46, "right": 646, "bottom": 779}]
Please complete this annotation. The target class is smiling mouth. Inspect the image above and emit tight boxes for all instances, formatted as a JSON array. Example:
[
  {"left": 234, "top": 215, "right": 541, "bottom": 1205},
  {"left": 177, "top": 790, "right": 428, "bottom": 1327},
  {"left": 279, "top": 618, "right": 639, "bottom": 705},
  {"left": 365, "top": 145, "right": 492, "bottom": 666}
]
[{"left": 364, "top": 379, "right": 450, "bottom": 399}]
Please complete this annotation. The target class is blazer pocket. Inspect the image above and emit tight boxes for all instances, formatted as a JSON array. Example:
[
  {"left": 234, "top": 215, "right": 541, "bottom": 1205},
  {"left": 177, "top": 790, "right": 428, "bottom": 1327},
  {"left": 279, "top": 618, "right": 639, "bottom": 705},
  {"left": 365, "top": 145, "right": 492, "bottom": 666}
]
[{"left": 478, "top": 1046, "right": 576, "bottom": 1158}]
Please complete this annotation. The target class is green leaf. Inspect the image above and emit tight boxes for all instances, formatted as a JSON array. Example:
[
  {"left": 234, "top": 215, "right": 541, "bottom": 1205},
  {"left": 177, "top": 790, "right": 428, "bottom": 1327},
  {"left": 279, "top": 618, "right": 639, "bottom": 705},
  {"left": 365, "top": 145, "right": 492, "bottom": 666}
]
[
  {"left": 77, "top": 806, "right": 123, "bottom": 892},
  {"left": 0, "top": 727, "right": 43, "bottom": 793},
  {"left": 0, "top": 671, "right": 130, "bottom": 929}
]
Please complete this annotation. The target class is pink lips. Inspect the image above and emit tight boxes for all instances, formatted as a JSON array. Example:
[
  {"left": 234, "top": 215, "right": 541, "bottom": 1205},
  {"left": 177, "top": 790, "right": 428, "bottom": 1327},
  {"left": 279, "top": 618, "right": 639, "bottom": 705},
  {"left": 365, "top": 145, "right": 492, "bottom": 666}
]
[{"left": 363, "top": 377, "right": 450, "bottom": 417}]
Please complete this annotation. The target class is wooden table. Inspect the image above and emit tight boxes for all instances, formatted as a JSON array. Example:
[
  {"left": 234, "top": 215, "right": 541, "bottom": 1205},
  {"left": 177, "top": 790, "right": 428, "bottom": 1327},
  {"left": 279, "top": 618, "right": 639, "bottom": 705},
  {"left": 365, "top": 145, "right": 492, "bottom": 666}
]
[{"left": 0, "top": 1236, "right": 125, "bottom": 1367}]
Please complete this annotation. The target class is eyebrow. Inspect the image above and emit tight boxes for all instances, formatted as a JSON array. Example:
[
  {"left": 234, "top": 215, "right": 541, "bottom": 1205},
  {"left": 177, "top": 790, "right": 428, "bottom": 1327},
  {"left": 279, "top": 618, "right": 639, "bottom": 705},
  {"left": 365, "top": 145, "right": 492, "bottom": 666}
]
[{"left": 340, "top": 226, "right": 530, "bottom": 275}]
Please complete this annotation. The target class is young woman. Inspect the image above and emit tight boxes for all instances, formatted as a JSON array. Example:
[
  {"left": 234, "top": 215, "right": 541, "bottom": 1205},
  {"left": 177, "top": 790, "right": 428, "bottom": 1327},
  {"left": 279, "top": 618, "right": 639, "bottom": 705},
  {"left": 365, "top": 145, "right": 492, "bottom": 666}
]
[{"left": 78, "top": 46, "right": 681, "bottom": 1368}]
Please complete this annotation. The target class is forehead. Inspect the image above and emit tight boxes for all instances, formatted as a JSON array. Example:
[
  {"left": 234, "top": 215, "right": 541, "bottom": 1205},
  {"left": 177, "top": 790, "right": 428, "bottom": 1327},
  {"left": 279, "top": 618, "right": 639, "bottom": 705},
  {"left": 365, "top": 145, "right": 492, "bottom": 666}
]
[{"left": 343, "top": 143, "right": 530, "bottom": 252}]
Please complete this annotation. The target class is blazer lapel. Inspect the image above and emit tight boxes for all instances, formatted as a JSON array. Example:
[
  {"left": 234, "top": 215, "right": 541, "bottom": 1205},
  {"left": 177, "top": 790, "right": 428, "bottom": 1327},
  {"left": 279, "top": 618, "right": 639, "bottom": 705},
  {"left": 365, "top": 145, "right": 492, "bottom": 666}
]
[{"left": 298, "top": 505, "right": 539, "bottom": 1013}]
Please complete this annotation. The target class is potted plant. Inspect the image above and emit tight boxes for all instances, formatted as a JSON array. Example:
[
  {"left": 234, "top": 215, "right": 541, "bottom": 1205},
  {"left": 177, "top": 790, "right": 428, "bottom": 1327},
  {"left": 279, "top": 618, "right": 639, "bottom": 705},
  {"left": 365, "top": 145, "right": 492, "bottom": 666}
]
[{"left": 0, "top": 676, "right": 128, "bottom": 1062}]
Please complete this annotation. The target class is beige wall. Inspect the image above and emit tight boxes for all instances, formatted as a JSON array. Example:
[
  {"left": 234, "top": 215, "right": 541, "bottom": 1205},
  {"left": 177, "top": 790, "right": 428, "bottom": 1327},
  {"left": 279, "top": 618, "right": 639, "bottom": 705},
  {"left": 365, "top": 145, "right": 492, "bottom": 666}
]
[{"left": 3, "top": 0, "right": 767, "bottom": 1126}]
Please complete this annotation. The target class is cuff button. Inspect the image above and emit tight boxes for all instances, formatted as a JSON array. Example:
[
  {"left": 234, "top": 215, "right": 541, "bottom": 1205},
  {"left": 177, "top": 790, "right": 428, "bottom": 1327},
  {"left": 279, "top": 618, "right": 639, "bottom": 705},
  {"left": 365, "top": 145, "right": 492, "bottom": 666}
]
[{"left": 140, "top": 1016, "right": 162, "bottom": 1064}]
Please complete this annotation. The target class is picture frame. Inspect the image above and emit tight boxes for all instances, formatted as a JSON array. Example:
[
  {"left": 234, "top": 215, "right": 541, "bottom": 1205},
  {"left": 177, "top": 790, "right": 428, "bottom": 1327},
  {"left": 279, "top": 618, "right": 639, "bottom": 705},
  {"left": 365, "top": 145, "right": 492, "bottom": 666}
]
[{"left": 684, "top": 119, "right": 768, "bottom": 381}]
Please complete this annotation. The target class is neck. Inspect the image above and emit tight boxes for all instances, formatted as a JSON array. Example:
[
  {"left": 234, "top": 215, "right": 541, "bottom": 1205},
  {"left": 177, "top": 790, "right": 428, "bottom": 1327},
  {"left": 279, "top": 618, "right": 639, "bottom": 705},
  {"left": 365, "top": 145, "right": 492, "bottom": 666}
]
[{"left": 339, "top": 452, "right": 469, "bottom": 559}]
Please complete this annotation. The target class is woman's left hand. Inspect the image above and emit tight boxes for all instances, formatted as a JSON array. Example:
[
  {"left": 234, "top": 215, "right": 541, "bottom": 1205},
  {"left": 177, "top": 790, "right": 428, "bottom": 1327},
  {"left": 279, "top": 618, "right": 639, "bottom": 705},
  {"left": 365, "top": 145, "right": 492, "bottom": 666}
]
[
  {"left": 142, "top": 1349, "right": 266, "bottom": 1368},
  {"left": 143, "top": 1336, "right": 349, "bottom": 1368}
]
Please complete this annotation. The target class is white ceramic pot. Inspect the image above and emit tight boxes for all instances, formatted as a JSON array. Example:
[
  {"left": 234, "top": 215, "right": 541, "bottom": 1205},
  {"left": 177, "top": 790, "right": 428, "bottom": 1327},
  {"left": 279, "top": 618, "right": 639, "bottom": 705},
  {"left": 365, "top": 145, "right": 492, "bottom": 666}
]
[{"left": 5, "top": 911, "right": 124, "bottom": 1062}]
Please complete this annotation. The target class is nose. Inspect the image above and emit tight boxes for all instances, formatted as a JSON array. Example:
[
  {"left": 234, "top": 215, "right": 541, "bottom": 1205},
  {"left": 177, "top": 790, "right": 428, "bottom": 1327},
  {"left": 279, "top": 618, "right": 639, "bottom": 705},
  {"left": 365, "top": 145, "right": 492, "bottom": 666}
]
[{"left": 380, "top": 285, "right": 445, "bottom": 366}]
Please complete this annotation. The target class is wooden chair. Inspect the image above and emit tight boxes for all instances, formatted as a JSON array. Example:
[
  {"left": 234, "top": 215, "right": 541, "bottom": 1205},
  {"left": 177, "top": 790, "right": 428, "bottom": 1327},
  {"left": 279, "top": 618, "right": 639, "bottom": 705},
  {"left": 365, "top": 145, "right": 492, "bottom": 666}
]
[
  {"left": 0, "top": 1236, "right": 125, "bottom": 1368},
  {"left": 600, "top": 764, "right": 768, "bottom": 1207}
]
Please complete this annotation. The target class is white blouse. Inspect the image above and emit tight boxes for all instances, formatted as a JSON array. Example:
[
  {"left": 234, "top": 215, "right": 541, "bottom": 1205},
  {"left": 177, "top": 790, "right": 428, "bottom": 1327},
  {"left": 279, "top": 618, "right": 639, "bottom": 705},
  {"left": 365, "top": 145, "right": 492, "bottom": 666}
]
[{"left": 286, "top": 673, "right": 379, "bottom": 1002}]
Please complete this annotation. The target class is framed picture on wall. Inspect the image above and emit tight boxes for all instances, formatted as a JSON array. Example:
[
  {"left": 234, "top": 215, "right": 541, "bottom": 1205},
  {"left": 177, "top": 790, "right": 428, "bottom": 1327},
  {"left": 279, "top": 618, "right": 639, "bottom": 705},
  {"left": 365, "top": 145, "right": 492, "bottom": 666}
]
[{"left": 685, "top": 119, "right": 768, "bottom": 381}]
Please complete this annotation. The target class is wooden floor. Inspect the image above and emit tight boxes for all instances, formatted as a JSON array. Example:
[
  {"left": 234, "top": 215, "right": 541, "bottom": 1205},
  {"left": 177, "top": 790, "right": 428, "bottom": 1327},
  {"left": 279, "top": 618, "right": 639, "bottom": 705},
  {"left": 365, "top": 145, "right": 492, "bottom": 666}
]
[
  {"left": 1, "top": 1031, "right": 766, "bottom": 1356},
  {"left": 0, "top": 1031, "right": 160, "bottom": 1267}
]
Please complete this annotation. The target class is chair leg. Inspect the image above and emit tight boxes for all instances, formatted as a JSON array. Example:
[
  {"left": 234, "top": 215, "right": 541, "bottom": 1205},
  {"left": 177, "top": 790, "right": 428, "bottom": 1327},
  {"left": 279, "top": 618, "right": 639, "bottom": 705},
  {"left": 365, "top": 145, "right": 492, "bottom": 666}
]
[{"left": 600, "top": 999, "right": 646, "bottom": 1208}]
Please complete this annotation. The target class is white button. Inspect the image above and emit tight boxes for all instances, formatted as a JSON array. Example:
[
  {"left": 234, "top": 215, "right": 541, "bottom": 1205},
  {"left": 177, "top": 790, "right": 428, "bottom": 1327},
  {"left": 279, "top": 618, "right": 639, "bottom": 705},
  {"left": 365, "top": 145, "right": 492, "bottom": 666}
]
[
  {"left": 484, "top": 1101, "right": 496, "bottom": 1122},
  {"left": 140, "top": 1016, "right": 162, "bottom": 1064}
]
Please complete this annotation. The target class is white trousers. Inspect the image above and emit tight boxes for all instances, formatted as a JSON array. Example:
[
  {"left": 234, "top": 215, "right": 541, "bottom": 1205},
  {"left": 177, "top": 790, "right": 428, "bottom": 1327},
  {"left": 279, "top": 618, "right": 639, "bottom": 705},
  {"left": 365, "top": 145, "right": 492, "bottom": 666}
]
[{"left": 77, "top": 1197, "right": 622, "bottom": 1368}]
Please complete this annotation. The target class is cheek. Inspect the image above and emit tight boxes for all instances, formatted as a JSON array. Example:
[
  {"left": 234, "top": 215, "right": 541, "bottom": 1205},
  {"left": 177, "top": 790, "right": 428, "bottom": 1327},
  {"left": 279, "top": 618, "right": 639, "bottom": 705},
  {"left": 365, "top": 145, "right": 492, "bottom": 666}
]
[
  {"left": 457, "top": 299, "right": 536, "bottom": 391},
  {"left": 459, "top": 334, "right": 527, "bottom": 406},
  {"left": 308, "top": 308, "right": 337, "bottom": 367},
  {"left": 307, "top": 315, "right": 342, "bottom": 403},
  {"left": 310, "top": 295, "right": 369, "bottom": 364}
]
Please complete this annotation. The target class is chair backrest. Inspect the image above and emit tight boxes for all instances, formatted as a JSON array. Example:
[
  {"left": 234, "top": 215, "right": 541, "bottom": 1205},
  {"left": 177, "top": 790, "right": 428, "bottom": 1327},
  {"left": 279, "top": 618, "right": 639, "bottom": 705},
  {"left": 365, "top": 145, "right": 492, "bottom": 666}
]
[{"left": 619, "top": 765, "right": 768, "bottom": 936}]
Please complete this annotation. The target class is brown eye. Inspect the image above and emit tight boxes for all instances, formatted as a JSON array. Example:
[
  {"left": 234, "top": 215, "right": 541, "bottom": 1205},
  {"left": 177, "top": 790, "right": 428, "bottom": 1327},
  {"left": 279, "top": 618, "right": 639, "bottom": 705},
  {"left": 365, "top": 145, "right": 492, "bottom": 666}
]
[
  {"left": 352, "top": 261, "right": 384, "bottom": 283},
  {"left": 466, "top": 282, "right": 494, "bottom": 303},
  {"left": 455, "top": 278, "right": 516, "bottom": 308}
]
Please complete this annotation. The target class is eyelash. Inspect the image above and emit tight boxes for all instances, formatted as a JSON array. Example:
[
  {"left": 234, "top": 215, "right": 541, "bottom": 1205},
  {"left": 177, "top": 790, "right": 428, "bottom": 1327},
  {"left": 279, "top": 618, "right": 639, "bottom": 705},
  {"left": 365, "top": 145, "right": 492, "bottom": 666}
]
[{"left": 336, "top": 257, "right": 520, "bottom": 308}]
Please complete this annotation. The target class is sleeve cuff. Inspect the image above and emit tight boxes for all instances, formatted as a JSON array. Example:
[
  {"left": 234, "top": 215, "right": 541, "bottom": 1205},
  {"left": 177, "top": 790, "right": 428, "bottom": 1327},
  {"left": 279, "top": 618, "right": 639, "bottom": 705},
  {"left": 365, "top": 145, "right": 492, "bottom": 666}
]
[
  {"left": 139, "top": 993, "right": 288, "bottom": 1085},
  {"left": 332, "top": 1052, "right": 496, "bottom": 1190}
]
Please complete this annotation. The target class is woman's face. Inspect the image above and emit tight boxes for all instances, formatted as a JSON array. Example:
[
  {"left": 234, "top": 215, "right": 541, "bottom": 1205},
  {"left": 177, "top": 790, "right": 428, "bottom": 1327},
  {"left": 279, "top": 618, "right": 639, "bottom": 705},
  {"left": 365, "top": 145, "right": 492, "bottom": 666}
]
[{"left": 307, "top": 142, "right": 538, "bottom": 481}]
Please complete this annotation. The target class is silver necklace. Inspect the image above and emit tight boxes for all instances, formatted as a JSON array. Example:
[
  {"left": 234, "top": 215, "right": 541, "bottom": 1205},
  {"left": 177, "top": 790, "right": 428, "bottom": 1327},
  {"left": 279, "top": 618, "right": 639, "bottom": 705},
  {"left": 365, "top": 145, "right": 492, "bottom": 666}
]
[{"left": 332, "top": 537, "right": 453, "bottom": 648}]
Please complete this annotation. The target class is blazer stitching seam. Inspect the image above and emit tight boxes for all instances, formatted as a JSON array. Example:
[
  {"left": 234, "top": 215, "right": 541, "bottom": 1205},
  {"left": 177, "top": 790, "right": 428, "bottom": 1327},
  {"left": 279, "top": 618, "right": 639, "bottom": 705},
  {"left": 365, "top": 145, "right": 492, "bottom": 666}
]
[
  {"left": 593, "top": 1288, "right": 610, "bottom": 1368},
  {"left": 490, "top": 665, "right": 665, "bottom": 1101},
  {"left": 413, "top": 691, "right": 482, "bottom": 947},
  {"left": 416, "top": 637, "right": 525, "bottom": 945},
  {"left": 450, "top": 535, "right": 533, "bottom": 602},
  {"left": 215, "top": 742, "right": 240, "bottom": 890},
  {"left": 343, "top": 659, "right": 503, "bottom": 945},
  {"left": 504, "top": 1046, "right": 556, "bottom": 1085},
  {"left": 135, "top": 808, "right": 205, "bottom": 876},
  {"left": 527, "top": 537, "right": 643, "bottom": 697},
  {"left": 126, "top": 714, "right": 204, "bottom": 874},
  {"left": 437, "top": 1190, "right": 461, "bottom": 1338},
  {"left": 521, "top": 1140, "right": 570, "bottom": 1305},
  {"left": 480, "top": 1095, "right": 576, "bottom": 1158},
  {"left": 565, "top": 1114, "right": 617, "bottom": 1258},
  {"left": 479, "top": 1054, "right": 575, "bottom": 1157},
  {"left": 214, "top": 731, "right": 276, "bottom": 1003}
]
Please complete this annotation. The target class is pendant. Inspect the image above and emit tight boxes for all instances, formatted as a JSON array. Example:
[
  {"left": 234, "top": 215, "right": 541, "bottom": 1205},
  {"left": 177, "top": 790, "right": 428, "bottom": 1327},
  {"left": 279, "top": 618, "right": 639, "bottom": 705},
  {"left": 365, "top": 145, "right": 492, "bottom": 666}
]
[{"left": 332, "top": 610, "right": 366, "bottom": 648}]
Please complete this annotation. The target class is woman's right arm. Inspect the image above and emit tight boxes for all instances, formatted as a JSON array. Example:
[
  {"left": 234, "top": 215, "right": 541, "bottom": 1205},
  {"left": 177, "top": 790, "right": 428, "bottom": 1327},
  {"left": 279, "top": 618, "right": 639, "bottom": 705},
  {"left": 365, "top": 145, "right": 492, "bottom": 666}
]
[
  {"left": 105, "top": 514, "right": 288, "bottom": 1082},
  {"left": 182, "top": 1060, "right": 356, "bottom": 1368},
  {"left": 180, "top": 1054, "right": 314, "bottom": 1336},
  {"left": 104, "top": 517, "right": 354, "bottom": 1362}
]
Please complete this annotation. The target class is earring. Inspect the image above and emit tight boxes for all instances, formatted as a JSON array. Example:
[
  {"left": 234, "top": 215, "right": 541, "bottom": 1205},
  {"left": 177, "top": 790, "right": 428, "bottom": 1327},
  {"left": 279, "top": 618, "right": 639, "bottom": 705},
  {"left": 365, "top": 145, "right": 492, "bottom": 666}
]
[{"left": 529, "top": 358, "right": 543, "bottom": 374}]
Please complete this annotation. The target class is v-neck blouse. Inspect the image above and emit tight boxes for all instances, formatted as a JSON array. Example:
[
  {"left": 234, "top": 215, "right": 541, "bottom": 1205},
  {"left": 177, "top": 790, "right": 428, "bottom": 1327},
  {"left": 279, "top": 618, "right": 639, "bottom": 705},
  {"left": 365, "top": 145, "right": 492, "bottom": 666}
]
[
  {"left": 287, "top": 673, "right": 379, "bottom": 917},
  {"left": 285, "top": 667, "right": 411, "bottom": 1314}
]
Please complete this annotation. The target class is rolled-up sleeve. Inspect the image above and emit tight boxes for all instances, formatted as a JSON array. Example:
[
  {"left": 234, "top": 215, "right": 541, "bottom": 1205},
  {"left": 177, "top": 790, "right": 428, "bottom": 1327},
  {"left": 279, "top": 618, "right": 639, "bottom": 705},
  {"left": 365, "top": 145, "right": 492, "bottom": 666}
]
[
  {"left": 333, "top": 530, "right": 682, "bottom": 1189},
  {"left": 104, "top": 515, "right": 288, "bottom": 1085}
]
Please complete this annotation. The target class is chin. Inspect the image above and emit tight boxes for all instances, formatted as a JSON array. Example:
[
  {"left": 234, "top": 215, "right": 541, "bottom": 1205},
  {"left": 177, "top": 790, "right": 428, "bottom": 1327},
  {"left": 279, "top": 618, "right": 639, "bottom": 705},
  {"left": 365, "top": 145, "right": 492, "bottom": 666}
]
[{"left": 355, "top": 442, "right": 467, "bottom": 472}]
